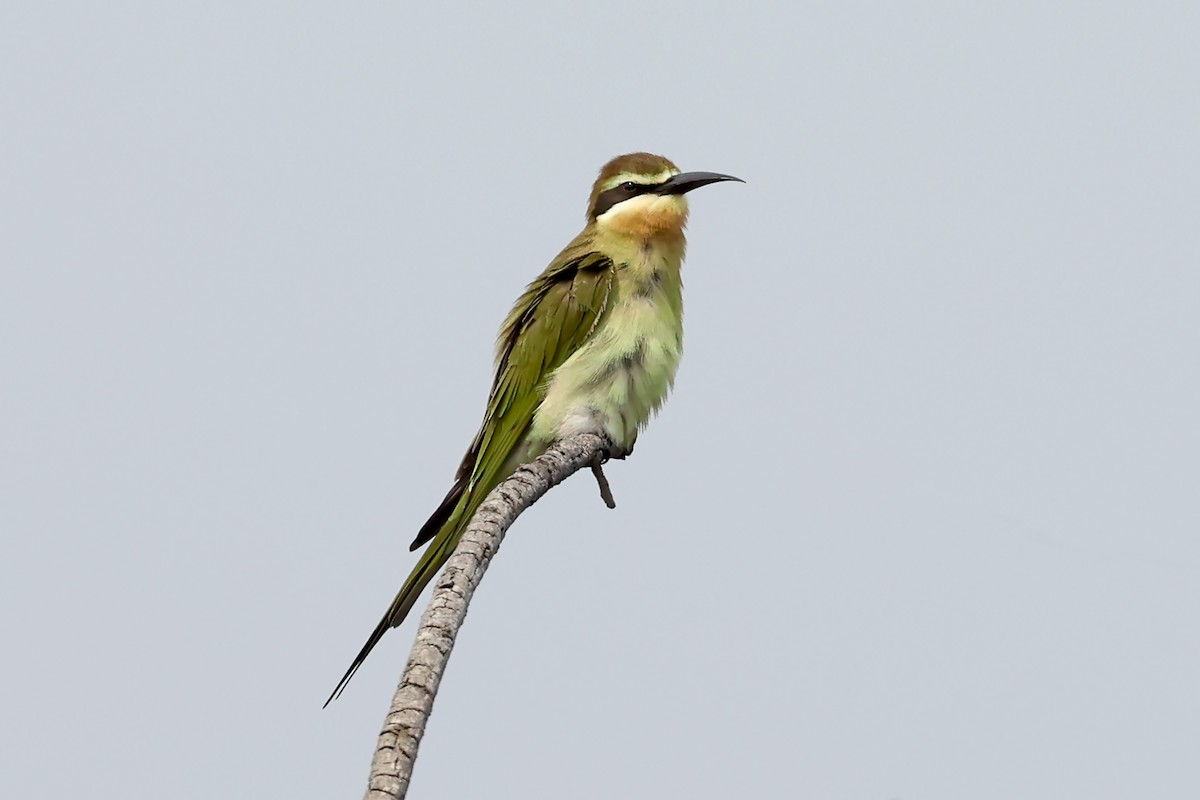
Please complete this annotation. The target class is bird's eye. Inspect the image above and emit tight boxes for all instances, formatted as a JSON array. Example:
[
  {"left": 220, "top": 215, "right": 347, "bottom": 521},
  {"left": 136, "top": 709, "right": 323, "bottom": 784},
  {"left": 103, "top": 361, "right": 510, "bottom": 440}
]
[{"left": 621, "top": 181, "right": 638, "bottom": 192}]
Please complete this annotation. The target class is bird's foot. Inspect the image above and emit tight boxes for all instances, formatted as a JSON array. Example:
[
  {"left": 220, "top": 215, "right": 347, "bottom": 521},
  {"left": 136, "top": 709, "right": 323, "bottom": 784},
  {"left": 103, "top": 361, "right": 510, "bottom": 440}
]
[{"left": 602, "top": 442, "right": 633, "bottom": 461}]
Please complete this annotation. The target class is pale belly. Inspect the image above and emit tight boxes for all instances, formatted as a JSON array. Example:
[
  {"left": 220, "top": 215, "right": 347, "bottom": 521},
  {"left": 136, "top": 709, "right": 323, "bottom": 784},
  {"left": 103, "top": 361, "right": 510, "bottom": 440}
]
[{"left": 529, "top": 295, "right": 682, "bottom": 452}]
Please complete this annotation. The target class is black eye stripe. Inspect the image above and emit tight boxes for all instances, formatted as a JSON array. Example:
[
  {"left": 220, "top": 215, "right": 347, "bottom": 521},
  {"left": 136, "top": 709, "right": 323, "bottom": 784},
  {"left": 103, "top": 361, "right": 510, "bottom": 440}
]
[{"left": 591, "top": 180, "right": 662, "bottom": 218}]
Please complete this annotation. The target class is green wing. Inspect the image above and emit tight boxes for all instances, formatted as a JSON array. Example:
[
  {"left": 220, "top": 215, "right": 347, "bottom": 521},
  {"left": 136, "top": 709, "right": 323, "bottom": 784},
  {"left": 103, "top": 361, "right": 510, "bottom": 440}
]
[
  {"left": 462, "top": 248, "right": 615, "bottom": 506},
  {"left": 405, "top": 247, "right": 615, "bottom": 552},
  {"left": 325, "top": 246, "right": 614, "bottom": 705}
]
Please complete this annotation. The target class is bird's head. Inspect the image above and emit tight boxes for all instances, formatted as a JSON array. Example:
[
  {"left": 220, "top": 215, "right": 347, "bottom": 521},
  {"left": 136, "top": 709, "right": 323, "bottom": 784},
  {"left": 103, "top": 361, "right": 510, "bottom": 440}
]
[{"left": 587, "top": 152, "right": 742, "bottom": 238}]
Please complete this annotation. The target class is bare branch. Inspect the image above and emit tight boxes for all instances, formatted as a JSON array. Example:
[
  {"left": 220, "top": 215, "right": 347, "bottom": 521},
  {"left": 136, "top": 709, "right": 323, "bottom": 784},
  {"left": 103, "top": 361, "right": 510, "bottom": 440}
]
[{"left": 363, "top": 431, "right": 613, "bottom": 800}]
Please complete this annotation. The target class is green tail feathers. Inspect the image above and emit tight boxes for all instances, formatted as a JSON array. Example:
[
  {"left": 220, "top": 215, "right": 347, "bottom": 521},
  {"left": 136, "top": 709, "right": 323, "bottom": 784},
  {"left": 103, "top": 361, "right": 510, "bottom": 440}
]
[{"left": 323, "top": 481, "right": 492, "bottom": 707}]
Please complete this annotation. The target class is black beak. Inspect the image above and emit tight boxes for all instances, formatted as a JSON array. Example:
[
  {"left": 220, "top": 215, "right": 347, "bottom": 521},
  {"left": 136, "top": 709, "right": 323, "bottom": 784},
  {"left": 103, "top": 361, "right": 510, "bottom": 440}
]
[{"left": 655, "top": 171, "right": 744, "bottom": 196}]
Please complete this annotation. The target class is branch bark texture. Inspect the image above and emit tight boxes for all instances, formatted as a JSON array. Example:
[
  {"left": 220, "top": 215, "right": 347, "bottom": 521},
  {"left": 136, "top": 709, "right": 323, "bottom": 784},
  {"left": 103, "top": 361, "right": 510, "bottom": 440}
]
[{"left": 364, "top": 431, "right": 612, "bottom": 800}]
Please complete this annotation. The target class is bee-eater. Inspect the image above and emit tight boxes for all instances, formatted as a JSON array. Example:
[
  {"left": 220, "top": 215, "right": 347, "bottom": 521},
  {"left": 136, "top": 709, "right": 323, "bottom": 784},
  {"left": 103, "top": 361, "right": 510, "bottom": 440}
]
[{"left": 326, "top": 153, "right": 741, "bottom": 704}]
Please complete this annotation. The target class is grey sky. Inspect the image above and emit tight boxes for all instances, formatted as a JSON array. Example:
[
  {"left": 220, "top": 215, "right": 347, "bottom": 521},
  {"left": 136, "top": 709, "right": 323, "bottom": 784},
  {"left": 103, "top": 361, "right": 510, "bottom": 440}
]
[{"left": 2, "top": 3, "right": 1197, "bottom": 798}]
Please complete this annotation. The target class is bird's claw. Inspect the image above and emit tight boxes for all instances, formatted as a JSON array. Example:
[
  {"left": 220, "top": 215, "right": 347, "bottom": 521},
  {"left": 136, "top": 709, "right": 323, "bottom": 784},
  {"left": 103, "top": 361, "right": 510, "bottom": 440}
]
[{"left": 601, "top": 442, "right": 633, "bottom": 462}]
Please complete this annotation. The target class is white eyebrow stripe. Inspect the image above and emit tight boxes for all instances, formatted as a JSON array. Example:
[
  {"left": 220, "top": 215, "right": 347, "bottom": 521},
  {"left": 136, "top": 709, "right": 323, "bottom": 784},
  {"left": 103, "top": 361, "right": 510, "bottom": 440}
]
[{"left": 599, "top": 169, "right": 679, "bottom": 193}]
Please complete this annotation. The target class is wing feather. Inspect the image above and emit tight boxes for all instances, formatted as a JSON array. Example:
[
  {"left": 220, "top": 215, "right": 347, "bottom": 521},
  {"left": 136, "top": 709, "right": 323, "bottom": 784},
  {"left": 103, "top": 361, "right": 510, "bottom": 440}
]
[{"left": 407, "top": 249, "right": 613, "bottom": 549}]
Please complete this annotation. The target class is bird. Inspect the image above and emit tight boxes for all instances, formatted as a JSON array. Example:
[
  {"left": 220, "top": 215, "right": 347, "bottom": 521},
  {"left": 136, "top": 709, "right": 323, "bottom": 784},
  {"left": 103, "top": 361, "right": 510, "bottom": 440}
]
[{"left": 326, "top": 152, "right": 742, "bottom": 705}]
